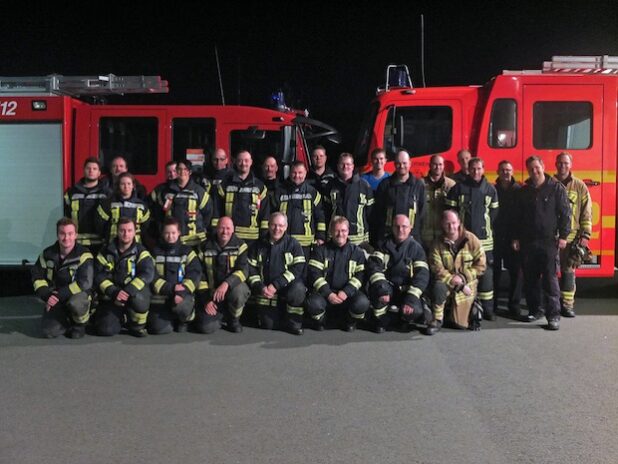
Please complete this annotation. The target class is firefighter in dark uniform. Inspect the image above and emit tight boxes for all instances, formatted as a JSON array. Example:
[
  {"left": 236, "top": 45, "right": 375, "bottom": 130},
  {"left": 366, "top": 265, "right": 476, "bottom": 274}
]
[
  {"left": 196, "top": 216, "right": 251, "bottom": 334},
  {"left": 493, "top": 160, "right": 523, "bottom": 316},
  {"left": 102, "top": 155, "right": 148, "bottom": 200},
  {"left": 215, "top": 150, "right": 269, "bottom": 246},
  {"left": 420, "top": 154, "right": 456, "bottom": 251},
  {"left": 94, "top": 217, "right": 155, "bottom": 337},
  {"left": 148, "top": 217, "right": 202, "bottom": 334},
  {"left": 96, "top": 172, "right": 150, "bottom": 244},
  {"left": 308, "top": 145, "right": 336, "bottom": 195},
  {"left": 306, "top": 216, "right": 370, "bottom": 331},
  {"left": 247, "top": 212, "right": 307, "bottom": 335},
  {"left": 445, "top": 157, "right": 499, "bottom": 320},
  {"left": 323, "top": 153, "right": 374, "bottom": 246},
  {"left": 31, "top": 218, "right": 94, "bottom": 339},
  {"left": 64, "top": 157, "right": 112, "bottom": 252},
  {"left": 261, "top": 155, "right": 281, "bottom": 195},
  {"left": 373, "top": 150, "right": 425, "bottom": 245},
  {"left": 147, "top": 161, "right": 177, "bottom": 247},
  {"left": 154, "top": 159, "right": 213, "bottom": 248},
  {"left": 203, "top": 148, "right": 231, "bottom": 191},
  {"left": 270, "top": 161, "right": 326, "bottom": 257},
  {"left": 367, "top": 215, "right": 430, "bottom": 334},
  {"left": 513, "top": 156, "right": 570, "bottom": 330}
]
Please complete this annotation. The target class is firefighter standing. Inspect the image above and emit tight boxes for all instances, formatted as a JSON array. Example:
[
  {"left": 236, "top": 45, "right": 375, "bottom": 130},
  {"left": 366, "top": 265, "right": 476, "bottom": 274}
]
[
  {"left": 196, "top": 217, "right": 251, "bottom": 334},
  {"left": 31, "top": 218, "right": 94, "bottom": 339},
  {"left": 103, "top": 155, "right": 148, "bottom": 200},
  {"left": 493, "top": 160, "right": 523, "bottom": 316},
  {"left": 360, "top": 147, "right": 390, "bottom": 191},
  {"left": 429, "top": 210, "right": 487, "bottom": 332},
  {"left": 512, "top": 156, "right": 570, "bottom": 330},
  {"left": 306, "top": 216, "right": 370, "bottom": 331},
  {"left": 154, "top": 159, "right": 213, "bottom": 248},
  {"left": 373, "top": 150, "right": 425, "bottom": 245},
  {"left": 367, "top": 215, "right": 430, "bottom": 334},
  {"left": 554, "top": 152, "right": 592, "bottom": 318},
  {"left": 261, "top": 155, "right": 281, "bottom": 195},
  {"left": 203, "top": 148, "right": 231, "bottom": 191},
  {"left": 94, "top": 218, "right": 155, "bottom": 337},
  {"left": 96, "top": 172, "right": 150, "bottom": 244},
  {"left": 215, "top": 150, "right": 268, "bottom": 246},
  {"left": 308, "top": 145, "right": 336, "bottom": 194},
  {"left": 64, "top": 157, "right": 112, "bottom": 251},
  {"left": 148, "top": 217, "right": 202, "bottom": 334},
  {"left": 445, "top": 157, "right": 499, "bottom": 320},
  {"left": 323, "top": 153, "right": 374, "bottom": 246},
  {"left": 421, "top": 154, "right": 456, "bottom": 250},
  {"left": 450, "top": 149, "right": 472, "bottom": 184},
  {"left": 270, "top": 161, "right": 326, "bottom": 257},
  {"left": 247, "top": 212, "right": 306, "bottom": 335}
]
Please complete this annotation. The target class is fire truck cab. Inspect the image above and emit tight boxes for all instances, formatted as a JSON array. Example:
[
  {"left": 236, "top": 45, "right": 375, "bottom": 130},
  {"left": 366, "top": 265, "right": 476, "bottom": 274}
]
[
  {"left": 356, "top": 56, "right": 618, "bottom": 277},
  {"left": 0, "top": 74, "right": 338, "bottom": 266}
]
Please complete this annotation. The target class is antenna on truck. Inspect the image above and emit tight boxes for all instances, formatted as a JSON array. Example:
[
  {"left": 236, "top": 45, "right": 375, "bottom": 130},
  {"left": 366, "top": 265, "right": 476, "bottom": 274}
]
[
  {"left": 215, "top": 45, "right": 226, "bottom": 105},
  {"left": 420, "top": 14, "right": 427, "bottom": 87}
]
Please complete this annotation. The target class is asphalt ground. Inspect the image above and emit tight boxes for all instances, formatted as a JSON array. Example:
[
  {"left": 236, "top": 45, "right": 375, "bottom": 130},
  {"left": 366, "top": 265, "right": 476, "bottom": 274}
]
[{"left": 1, "top": 277, "right": 617, "bottom": 464}]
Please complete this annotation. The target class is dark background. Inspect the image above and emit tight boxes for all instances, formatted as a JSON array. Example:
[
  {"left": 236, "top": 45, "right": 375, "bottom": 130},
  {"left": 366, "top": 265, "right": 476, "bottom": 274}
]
[{"left": 2, "top": 3, "right": 617, "bottom": 151}]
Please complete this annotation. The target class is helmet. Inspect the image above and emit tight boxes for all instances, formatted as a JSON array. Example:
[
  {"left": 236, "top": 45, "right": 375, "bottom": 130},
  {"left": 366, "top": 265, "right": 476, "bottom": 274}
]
[{"left": 567, "top": 241, "right": 592, "bottom": 268}]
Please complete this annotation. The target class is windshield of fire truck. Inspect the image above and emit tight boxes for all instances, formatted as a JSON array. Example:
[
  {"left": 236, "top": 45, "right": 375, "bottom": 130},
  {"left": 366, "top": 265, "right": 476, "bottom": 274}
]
[
  {"left": 230, "top": 129, "right": 284, "bottom": 172},
  {"left": 383, "top": 106, "right": 452, "bottom": 159},
  {"left": 354, "top": 102, "right": 379, "bottom": 166}
]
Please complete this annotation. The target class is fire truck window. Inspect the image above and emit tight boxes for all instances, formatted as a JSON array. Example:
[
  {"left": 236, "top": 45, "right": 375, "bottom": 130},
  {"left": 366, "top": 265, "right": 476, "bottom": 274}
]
[
  {"left": 230, "top": 129, "right": 283, "bottom": 169},
  {"left": 533, "top": 102, "right": 592, "bottom": 150},
  {"left": 100, "top": 117, "right": 158, "bottom": 175},
  {"left": 383, "top": 106, "right": 452, "bottom": 158},
  {"left": 489, "top": 99, "right": 517, "bottom": 148},
  {"left": 172, "top": 118, "right": 216, "bottom": 174}
]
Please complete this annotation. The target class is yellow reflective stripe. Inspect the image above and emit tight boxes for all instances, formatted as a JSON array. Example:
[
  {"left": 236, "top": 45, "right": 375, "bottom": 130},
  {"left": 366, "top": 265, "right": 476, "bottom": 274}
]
[
  {"left": 248, "top": 275, "right": 261, "bottom": 284},
  {"left": 314, "top": 277, "right": 328, "bottom": 291},
  {"left": 349, "top": 277, "right": 362, "bottom": 290},
  {"left": 73, "top": 311, "right": 90, "bottom": 324},
  {"left": 407, "top": 286, "right": 423, "bottom": 298},
  {"left": 373, "top": 306, "right": 387, "bottom": 317},
  {"left": 232, "top": 270, "right": 246, "bottom": 282},
  {"left": 283, "top": 271, "right": 295, "bottom": 283},
  {"left": 129, "top": 278, "right": 145, "bottom": 291},
  {"left": 317, "top": 222, "right": 326, "bottom": 232},
  {"left": 235, "top": 226, "right": 259, "bottom": 240},
  {"left": 71, "top": 199, "right": 80, "bottom": 223},
  {"left": 287, "top": 304, "right": 304, "bottom": 315},
  {"left": 129, "top": 310, "right": 148, "bottom": 324},
  {"left": 79, "top": 252, "right": 93, "bottom": 265},
  {"left": 369, "top": 273, "right": 386, "bottom": 284},
  {"left": 413, "top": 260, "right": 429, "bottom": 269},
  {"left": 444, "top": 198, "right": 457, "bottom": 207},
  {"left": 255, "top": 297, "right": 278, "bottom": 307},
  {"left": 477, "top": 291, "right": 493, "bottom": 301},
  {"left": 100, "top": 280, "right": 114, "bottom": 292},
  {"left": 184, "top": 280, "right": 196, "bottom": 293},
  {"left": 198, "top": 281, "right": 209, "bottom": 291},
  {"left": 33, "top": 279, "right": 49, "bottom": 291},
  {"left": 224, "top": 191, "right": 234, "bottom": 217},
  {"left": 68, "top": 282, "right": 81, "bottom": 295},
  {"left": 97, "top": 204, "right": 110, "bottom": 221},
  {"left": 309, "top": 259, "right": 325, "bottom": 270},
  {"left": 292, "top": 256, "right": 306, "bottom": 265},
  {"left": 154, "top": 279, "right": 166, "bottom": 294}
]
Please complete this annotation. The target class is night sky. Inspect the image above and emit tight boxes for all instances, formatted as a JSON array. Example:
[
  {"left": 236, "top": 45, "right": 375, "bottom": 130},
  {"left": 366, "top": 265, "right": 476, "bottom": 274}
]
[{"left": 3, "top": 3, "right": 617, "bottom": 151}]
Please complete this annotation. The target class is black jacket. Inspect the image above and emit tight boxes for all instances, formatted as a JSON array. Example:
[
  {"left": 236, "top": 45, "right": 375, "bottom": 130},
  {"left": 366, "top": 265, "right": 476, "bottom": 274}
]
[{"left": 307, "top": 241, "right": 366, "bottom": 297}]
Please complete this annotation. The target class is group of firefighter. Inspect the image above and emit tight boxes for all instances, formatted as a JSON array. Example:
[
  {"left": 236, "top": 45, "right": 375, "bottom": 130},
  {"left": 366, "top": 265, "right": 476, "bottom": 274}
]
[{"left": 31, "top": 143, "right": 591, "bottom": 338}]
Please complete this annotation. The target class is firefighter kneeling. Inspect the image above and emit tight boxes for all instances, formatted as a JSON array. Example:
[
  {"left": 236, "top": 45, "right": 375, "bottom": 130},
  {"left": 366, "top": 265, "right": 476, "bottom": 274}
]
[
  {"left": 94, "top": 217, "right": 154, "bottom": 337},
  {"left": 196, "top": 217, "right": 251, "bottom": 334},
  {"left": 428, "top": 210, "right": 486, "bottom": 332},
  {"left": 367, "top": 215, "right": 430, "bottom": 334},
  {"left": 306, "top": 216, "right": 370, "bottom": 331}
]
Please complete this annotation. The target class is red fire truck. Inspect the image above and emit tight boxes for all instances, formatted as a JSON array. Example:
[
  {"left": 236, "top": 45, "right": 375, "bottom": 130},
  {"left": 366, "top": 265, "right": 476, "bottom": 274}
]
[
  {"left": 355, "top": 56, "right": 618, "bottom": 277},
  {"left": 0, "top": 74, "right": 338, "bottom": 266}
]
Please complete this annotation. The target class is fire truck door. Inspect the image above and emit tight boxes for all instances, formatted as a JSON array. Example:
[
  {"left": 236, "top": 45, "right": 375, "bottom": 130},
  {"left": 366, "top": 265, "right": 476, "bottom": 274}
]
[{"left": 523, "top": 84, "right": 605, "bottom": 269}]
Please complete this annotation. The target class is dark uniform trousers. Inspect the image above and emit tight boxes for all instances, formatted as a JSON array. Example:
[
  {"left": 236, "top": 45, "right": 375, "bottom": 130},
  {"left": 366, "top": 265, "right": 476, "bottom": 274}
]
[
  {"left": 254, "top": 280, "right": 306, "bottom": 331},
  {"left": 41, "top": 292, "right": 91, "bottom": 338},
  {"left": 95, "top": 288, "right": 151, "bottom": 336},
  {"left": 369, "top": 283, "right": 426, "bottom": 325},
  {"left": 521, "top": 240, "right": 561, "bottom": 320},
  {"left": 493, "top": 244, "right": 523, "bottom": 312},
  {"left": 148, "top": 296, "right": 196, "bottom": 335},
  {"left": 195, "top": 283, "right": 251, "bottom": 334},
  {"left": 305, "top": 291, "right": 370, "bottom": 326}
]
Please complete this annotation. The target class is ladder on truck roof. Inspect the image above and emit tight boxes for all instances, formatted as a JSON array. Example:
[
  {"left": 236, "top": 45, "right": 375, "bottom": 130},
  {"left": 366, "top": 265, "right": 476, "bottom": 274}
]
[
  {"left": 0, "top": 74, "right": 169, "bottom": 97},
  {"left": 504, "top": 56, "right": 618, "bottom": 76}
]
